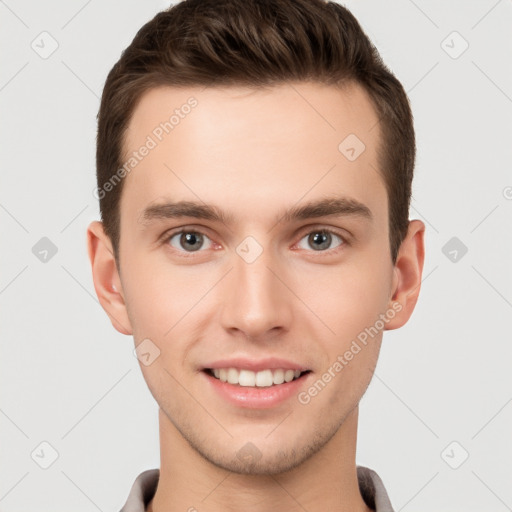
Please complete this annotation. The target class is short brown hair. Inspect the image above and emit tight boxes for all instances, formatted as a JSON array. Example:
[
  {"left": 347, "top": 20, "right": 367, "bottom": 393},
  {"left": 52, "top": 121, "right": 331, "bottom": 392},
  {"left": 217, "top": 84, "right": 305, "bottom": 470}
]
[{"left": 96, "top": 0, "right": 415, "bottom": 267}]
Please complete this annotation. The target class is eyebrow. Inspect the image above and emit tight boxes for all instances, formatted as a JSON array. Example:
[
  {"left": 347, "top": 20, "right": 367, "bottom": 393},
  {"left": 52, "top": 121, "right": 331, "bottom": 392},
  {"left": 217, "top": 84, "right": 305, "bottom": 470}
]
[{"left": 140, "top": 196, "right": 372, "bottom": 227}]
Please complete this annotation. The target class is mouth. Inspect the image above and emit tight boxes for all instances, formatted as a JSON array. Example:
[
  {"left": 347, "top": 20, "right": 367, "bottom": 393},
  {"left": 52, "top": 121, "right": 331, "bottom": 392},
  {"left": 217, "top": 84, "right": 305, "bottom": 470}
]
[{"left": 203, "top": 368, "right": 311, "bottom": 387}]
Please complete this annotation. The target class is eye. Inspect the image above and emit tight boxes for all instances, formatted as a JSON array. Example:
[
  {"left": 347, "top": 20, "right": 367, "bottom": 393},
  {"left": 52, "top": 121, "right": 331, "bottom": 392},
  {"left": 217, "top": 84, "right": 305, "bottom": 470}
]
[
  {"left": 166, "top": 230, "right": 214, "bottom": 252},
  {"left": 162, "top": 227, "right": 346, "bottom": 255},
  {"left": 296, "top": 229, "right": 345, "bottom": 252}
]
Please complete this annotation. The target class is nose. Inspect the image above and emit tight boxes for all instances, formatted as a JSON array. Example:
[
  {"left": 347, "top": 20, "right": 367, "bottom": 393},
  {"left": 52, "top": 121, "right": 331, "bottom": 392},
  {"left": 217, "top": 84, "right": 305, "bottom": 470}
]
[{"left": 220, "top": 244, "right": 293, "bottom": 342}]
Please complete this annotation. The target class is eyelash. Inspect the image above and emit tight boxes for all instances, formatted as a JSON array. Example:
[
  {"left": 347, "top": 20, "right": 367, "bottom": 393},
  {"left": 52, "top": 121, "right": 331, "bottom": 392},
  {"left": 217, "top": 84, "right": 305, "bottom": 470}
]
[{"left": 160, "top": 226, "right": 349, "bottom": 257}]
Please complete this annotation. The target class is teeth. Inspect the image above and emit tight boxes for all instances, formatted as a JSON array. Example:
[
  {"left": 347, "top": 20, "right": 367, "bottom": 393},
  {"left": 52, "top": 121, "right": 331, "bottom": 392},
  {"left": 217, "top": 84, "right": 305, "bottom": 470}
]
[
  {"left": 255, "top": 369, "right": 273, "bottom": 387},
  {"left": 239, "top": 369, "right": 256, "bottom": 386},
  {"left": 284, "top": 369, "right": 295, "bottom": 382},
  {"left": 273, "top": 369, "right": 284, "bottom": 385},
  {"left": 227, "top": 368, "right": 238, "bottom": 384},
  {"left": 209, "top": 367, "right": 305, "bottom": 387}
]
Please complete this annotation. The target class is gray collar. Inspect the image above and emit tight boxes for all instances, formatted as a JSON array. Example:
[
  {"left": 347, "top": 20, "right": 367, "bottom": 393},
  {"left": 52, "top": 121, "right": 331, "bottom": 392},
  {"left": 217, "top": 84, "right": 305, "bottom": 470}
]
[{"left": 120, "top": 465, "right": 395, "bottom": 512}]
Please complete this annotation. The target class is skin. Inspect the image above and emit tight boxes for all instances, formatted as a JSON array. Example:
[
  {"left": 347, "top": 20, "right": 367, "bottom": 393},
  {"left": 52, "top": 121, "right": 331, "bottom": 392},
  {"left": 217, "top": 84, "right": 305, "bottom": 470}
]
[{"left": 87, "top": 81, "right": 425, "bottom": 512}]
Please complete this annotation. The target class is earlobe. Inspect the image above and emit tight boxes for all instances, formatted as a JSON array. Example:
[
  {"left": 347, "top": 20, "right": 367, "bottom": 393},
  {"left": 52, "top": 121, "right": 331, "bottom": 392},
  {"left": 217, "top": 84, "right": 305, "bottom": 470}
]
[
  {"left": 385, "top": 219, "right": 425, "bottom": 331},
  {"left": 86, "top": 221, "right": 133, "bottom": 335}
]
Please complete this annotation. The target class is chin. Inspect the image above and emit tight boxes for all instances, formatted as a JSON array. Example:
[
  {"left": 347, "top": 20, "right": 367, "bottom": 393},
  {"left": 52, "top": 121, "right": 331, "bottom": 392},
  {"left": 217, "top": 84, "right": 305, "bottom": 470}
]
[
  {"left": 203, "top": 447, "right": 312, "bottom": 476},
  {"left": 191, "top": 424, "right": 341, "bottom": 476}
]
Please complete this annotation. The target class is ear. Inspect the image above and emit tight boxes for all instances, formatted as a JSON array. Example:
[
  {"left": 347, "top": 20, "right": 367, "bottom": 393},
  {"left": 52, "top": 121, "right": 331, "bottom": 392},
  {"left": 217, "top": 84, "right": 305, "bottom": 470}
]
[
  {"left": 86, "top": 220, "right": 132, "bottom": 335},
  {"left": 385, "top": 219, "right": 425, "bottom": 330}
]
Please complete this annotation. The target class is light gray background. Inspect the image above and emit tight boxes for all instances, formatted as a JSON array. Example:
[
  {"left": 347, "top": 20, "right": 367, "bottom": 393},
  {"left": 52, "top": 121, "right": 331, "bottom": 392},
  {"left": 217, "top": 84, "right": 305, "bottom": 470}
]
[{"left": 1, "top": 1, "right": 511, "bottom": 511}]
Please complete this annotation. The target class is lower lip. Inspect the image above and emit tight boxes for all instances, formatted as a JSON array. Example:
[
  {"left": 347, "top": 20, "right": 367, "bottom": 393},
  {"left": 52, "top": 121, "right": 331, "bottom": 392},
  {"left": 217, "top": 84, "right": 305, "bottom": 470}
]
[{"left": 202, "top": 371, "right": 311, "bottom": 409}]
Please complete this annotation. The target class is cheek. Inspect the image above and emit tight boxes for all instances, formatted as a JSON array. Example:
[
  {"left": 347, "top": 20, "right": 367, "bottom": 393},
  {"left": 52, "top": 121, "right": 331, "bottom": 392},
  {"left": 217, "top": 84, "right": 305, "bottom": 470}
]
[
  {"left": 297, "top": 258, "right": 393, "bottom": 343},
  {"left": 122, "top": 252, "right": 212, "bottom": 339}
]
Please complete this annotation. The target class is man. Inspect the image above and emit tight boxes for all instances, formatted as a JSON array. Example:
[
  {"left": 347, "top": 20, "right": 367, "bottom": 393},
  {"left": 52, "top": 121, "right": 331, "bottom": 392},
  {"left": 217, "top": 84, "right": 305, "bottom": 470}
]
[{"left": 87, "top": 0, "right": 425, "bottom": 510}]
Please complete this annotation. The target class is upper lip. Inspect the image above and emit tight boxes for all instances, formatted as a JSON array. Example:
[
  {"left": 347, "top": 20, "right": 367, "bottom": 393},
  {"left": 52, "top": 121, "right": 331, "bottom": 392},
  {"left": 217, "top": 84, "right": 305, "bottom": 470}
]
[{"left": 203, "top": 357, "right": 309, "bottom": 372}]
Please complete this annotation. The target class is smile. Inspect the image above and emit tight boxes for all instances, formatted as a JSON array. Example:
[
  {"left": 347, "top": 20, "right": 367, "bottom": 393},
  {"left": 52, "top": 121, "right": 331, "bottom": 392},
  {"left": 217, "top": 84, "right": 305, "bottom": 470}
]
[{"left": 205, "top": 368, "right": 310, "bottom": 387}]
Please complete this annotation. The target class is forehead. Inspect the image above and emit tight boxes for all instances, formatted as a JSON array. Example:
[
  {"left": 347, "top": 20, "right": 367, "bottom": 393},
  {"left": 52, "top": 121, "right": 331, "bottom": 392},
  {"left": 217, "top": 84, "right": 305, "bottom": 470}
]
[{"left": 120, "top": 81, "right": 385, "bottom": 229}]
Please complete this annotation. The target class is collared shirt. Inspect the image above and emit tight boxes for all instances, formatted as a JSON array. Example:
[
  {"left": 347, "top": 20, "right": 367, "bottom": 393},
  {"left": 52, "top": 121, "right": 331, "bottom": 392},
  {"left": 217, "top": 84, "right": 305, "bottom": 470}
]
[{"left": 119, "top": 465, "right": 395, "bottom": 511}]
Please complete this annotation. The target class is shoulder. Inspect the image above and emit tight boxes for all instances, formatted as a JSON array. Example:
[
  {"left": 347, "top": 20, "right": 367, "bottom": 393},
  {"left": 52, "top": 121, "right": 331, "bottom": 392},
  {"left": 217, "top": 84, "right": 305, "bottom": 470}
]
[
  {"left": 357, "top": 465, "right": 395, "bottom": 512},
  {"left": 119, "top": 468, "right": 159, "bottom": 512}
]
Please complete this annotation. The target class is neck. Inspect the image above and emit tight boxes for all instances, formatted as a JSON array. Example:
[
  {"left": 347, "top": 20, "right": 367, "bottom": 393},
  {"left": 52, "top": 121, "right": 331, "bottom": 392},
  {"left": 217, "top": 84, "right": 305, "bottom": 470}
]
[{"left": 147, "top": 406, "right": 371, "bottom": 512}]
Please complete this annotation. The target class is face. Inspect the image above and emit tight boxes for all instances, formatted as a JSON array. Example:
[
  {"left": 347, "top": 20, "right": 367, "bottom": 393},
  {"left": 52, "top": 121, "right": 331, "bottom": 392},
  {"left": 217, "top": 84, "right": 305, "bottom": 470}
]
[{"left": 113, "top": 82, "right": 399, "bottom": 474}]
